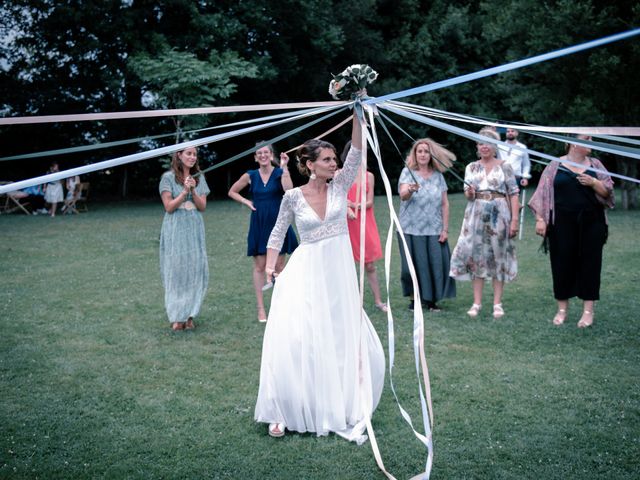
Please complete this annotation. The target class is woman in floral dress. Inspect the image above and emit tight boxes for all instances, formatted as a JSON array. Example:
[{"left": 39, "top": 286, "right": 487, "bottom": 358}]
[{"left": 449, "top": 129, "right": 520, "bottom": 319}]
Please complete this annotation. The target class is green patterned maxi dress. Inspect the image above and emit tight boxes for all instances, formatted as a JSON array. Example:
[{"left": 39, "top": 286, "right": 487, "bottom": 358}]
[{"left": 159, "top": 171, "right": 210, "bottom": 324}]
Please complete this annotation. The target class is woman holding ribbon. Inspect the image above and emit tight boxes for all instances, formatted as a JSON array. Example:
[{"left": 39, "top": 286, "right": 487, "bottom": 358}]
[
  {"left": 449, "top": 129, "right": 519, "bottom": 319},
  {"left": 228, "top": 143, "right": 298, "bottom": 323},
  {"left": 342, "top": 142, "right": 387, "bottom": 312},
  {"left": 254, "top": 111, "right": 385, "bottom": 443},
  {"left": 159, "top": 146, "right": 210, "bottom": 331},
  {"left": 398, "top": 138, "right": 456, "bottom": 312},
  {"left": 528, "top": 134, "right": 614, "bottom": 328}
]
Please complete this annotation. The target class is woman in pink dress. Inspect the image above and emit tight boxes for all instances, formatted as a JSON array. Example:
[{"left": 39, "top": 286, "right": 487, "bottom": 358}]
[{"left": 344, "top": 144, "right": 386, "bottom": 312}]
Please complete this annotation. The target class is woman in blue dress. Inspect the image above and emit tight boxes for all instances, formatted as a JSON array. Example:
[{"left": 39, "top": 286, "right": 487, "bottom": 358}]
[
  {"left": 228, "top": 143, "right": 298, "bottom": 322},
  {"left": 159, "top": 147, "right": 210, "bottom": 331}
]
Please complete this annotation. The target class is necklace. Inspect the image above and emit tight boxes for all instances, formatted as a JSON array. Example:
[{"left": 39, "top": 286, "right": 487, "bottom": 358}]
[{"left": 258, "top": 167, "right": 273, "bottom": 187}]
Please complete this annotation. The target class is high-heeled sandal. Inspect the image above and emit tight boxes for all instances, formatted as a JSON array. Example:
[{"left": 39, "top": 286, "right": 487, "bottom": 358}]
[
  {"left": 553, "top": 309, "right": 567, "bottom": 326},
  {"left": 268, "top": 422, "right": 285, "bottom": 438},
  {"left": 577, "top": 310, "right": 594, "bottom": 328},
  {"left": 493, "top": 303, "right": 505, "bottom": 319},
  {"left": 467, "top": 303, "right": 481, "bottom": 318}
]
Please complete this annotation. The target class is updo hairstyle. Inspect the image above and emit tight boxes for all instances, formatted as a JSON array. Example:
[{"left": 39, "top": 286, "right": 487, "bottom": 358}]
[{"left": 296, "top": 139, "right": 337, "bottom": 177}]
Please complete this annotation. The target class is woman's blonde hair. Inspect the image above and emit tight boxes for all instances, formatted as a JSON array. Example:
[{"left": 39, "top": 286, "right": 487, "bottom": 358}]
[
  {"left": 406, "top": 138, "right": 456, "bottom": 173},
  {"left": 477, "top": 128, "right": 500, "bottom": 156}
]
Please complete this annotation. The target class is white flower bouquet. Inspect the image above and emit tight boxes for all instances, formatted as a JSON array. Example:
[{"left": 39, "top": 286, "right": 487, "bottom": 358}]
[{"left": 328, "top": 64, "right": 378, "bottom": 100}]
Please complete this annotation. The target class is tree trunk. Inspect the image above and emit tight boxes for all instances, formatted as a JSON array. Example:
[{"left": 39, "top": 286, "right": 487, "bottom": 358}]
[
  {"left": 121, "top": 166, "right": 128, "bottom": 199},
  {"left": 616, "top": 157, "right": 638, "bottom": 210}
]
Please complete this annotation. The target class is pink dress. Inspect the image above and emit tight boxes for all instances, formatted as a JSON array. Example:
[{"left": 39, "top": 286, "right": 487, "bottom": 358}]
[{"left": 346, "top": 176, "right": 383, "bottom": 263}]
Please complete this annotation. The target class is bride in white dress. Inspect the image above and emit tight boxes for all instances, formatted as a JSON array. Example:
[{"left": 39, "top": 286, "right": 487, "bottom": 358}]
[{"left": 254, "top": 113, "right": 385, "bottom": 444}]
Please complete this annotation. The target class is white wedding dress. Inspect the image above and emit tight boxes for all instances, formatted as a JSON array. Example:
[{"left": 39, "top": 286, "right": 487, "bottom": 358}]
[{"left": 254, "top": 146, "right": 385, "bottom": 444}]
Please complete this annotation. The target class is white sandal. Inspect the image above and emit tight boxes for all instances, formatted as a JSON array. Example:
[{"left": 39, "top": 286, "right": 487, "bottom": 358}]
[
  {"left": 467, "top": 303, "right": 482, "bottom": 318},
  {"left": 577, "top": 310, "right": 594, "bottom": 328},
  {"left": 553, "top": 308, "right": 567, "bottom": 326},
  {"left": 268, "top": 422, "right": 285, "bottom": 438},
  {"left": 493, "top": 303, "right": 505, "bottom": 319}
]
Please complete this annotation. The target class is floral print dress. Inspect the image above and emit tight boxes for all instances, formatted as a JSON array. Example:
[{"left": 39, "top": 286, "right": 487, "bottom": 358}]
[{"left": 449, "top": 161, "right": 519, "bottom": 282}]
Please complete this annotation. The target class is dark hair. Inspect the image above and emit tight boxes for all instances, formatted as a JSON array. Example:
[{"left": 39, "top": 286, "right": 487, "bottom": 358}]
[
  {"left": 171, "top": 147, "right": 201, "bottom": 186},
  {"left": 564, "top": 133, "right": 591, "bottom": 154},
  {"left": 296, "top": 139, "right": 337, "bottom": 177}
]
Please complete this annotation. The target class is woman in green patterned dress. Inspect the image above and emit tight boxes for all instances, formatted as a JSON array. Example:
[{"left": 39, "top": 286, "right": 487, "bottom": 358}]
[{"left": 159, "top": 147, "right": 210, "bottom": 331}]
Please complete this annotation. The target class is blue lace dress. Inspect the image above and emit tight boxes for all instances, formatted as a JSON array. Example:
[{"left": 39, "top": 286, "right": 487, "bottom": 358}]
[
  {"left": 246, "top": 168, "right": 298, "bottom": 256},
  {"left": 159, "top": 171, "right": 210, "bottom": 324}
]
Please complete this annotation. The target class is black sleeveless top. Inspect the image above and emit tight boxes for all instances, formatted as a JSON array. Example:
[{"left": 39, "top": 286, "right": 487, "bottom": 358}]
[{"left": 553, "top": 167, "right": 600, "bottom": 213}]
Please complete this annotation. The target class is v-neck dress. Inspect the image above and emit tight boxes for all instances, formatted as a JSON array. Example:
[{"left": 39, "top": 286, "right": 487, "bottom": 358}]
[
  {"left": 254, "top": 147, "right": 385, "bottom": 444},
  {"left": 449, "top": 161, "right": 519, "bottom": 282},
  {"left": 246, "top": 168, "right": 298, "bottom": 256}
]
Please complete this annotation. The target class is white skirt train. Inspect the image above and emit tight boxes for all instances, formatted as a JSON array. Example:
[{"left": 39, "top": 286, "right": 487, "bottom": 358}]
[{"left": 254, "top": 233, "right": 385, "bottom": 444}]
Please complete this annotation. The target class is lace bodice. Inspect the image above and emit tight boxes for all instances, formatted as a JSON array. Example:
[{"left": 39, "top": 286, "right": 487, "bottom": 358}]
[{"left": 267, "top": 146, "right": 362, "bottom": 248}]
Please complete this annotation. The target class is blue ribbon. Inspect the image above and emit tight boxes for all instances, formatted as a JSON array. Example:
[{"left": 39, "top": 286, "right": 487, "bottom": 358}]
[
  {"left": 381, "top": 103, "right": 640, "bottom": 184},
  {"left": 366, "top": 28, "right": 640, "bottom": 104},
  {"left": 0, "top": 104, "right": 345, "bottom": 194}
]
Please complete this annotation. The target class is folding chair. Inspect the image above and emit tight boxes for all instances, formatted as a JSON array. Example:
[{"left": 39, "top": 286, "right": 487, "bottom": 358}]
[
  {"left": 75, "top": 182, "right": 90, "bottom": 212},
  {"left": 0, "top": 182, "right": 31, "bottom": 215}
]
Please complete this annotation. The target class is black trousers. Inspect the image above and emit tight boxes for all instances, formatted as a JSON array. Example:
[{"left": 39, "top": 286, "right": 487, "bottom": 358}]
[{"left": 547, "top": 208, "right": 607, "bottom": 301}]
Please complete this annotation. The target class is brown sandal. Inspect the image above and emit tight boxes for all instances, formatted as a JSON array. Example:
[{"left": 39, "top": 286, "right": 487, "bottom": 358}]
[{"left": 185, "top": 318, "right": 195, "bottom": 330}]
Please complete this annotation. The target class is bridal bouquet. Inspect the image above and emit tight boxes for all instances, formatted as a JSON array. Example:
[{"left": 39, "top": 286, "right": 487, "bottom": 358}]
[{"left": 328, "top": 64, "right": 378, "bottom": 100}]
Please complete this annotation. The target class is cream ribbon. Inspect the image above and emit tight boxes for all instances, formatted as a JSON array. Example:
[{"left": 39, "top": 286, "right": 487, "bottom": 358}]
[{"left": 0, "top": 101, "right": 347, "bottom": 125}]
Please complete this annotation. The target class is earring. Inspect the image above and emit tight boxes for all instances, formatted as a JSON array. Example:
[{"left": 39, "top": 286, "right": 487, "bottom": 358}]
[{"left": 310, "top": 171, "right": 317, "bottom": 180}]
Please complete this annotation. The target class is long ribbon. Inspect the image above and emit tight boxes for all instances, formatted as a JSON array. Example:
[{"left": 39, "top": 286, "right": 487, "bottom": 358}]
[
  {"left": 387, "top": 100, "right": 640, "bottom": 137},
  {"left": 283, "top": 115, "right": 353, "bottom": 154},
  {"left": 0, "top": 104, "right": 346, "bottom": 194},
  {"left": 366, "top": 28, "right": 640, "bottom": 104},
  {"left": 0, "top": 106, "right": 340, "bottom": 162},
  {"left": 381, "top": 103, "right": 640, "bottom": 185},
  {"left": 197, "top": 108, "right": 349, "bottom": 176},
  {"left": 0, "top": 100, "right": 347, "bottom": 125},
  {"left": 360, "top": 115, "right": 434, "bottom": 479}
]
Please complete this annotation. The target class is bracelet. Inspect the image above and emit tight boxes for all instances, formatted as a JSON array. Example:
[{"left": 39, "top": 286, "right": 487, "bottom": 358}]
[{"left": 536, "top": 218, "right": 544, "bottom": 222}]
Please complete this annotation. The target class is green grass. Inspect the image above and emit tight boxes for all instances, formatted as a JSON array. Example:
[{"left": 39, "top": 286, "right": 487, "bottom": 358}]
[{"left": 1, "top": 194, "right": 638, "bottom": 479}]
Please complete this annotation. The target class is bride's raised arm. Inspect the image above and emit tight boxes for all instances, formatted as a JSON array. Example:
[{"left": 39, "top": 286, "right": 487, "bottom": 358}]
[{"left": 334, "top": 111, "right": 365, "bottom": 191}]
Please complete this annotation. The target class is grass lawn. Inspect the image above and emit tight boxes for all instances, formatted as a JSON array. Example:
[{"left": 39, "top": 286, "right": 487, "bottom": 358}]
[{"left": 1, "top": 192, "right": 638, "bottom": 479}]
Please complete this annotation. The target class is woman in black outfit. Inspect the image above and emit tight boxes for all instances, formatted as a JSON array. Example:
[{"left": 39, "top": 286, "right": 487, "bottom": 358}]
[{"left": 528, "top": 135, "right": 614, "bottom": 328}]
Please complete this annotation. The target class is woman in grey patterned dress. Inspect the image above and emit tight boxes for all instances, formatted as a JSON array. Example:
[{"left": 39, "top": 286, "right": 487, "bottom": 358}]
[
  {"left": 398, "top": 138, "right": 456, "bottom": 311},
  {"left": 159, "top": 147, "right": 210, "bottom": 331},
  {"left": 449, "top": 129, "right": 519, "bottom": 319}
]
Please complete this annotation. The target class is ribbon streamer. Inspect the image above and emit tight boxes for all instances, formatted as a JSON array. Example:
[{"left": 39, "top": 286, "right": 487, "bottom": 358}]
[
  {"left": 0, "top": 106, "right": 340, "bottom": 162},
  {"left": 366, "top": 28, "right": 640, "bottom": 104},
  {"left": 381, "top": 103, "right": 640, "bottom": 185},
  {"left": 0, "top": 101, "right": 346, "bottom": 125},
  {"left": 0, "top": 104, "right": 346, "bottom": 194}
]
